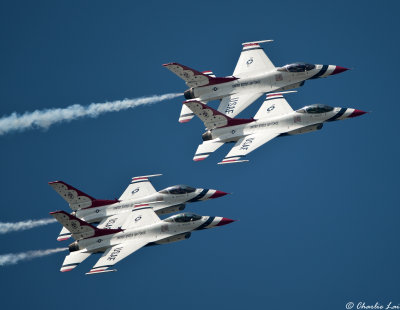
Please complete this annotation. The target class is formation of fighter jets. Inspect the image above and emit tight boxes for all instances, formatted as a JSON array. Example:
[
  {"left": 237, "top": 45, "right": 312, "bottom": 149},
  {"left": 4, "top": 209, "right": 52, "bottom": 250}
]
[
  {"left": 49, "top": 174, "right": 228, "bottom": 241},
  {"left": 164, "top": 40, "right": 366, "bottom": 163},
  {"left": 50, "top": 40, "right": 367, "bottom": 274},
  {"left": 49, "top": 175, "right": 230, "bottom": 273}
]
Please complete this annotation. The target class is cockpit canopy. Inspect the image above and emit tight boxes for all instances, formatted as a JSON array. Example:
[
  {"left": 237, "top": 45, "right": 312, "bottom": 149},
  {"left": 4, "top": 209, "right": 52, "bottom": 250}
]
[
  {"left": 164, "top": 213, "right": 202, "bottom": 223},
  {"left": 159, "top": 185, "right": 197, "bottom": 195},
  {"left": 278, "top": 62, "right": 316, "bottom": 72},
  {"left": 296, "top": 104, "right": 334, "bottom": 114}
]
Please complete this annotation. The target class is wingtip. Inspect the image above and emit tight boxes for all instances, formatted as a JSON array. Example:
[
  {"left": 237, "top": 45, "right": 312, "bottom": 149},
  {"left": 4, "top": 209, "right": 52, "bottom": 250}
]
[
  {"left": 49, "top": 210, "right": 63, "bottom": 215},
  {"left": 86, "top": 269, "right": 117, "bottom": 275},
  {"left": 218, "top": 159, "right": 249, "bottom": 165},
  {"left": 57, "top": 237, "right": 70, "bottom": 241}
]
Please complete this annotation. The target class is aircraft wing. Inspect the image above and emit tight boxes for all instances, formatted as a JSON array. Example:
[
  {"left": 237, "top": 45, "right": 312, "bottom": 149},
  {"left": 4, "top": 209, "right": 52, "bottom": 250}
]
[
  {"left": 97, "top": 214, "right": 130, "bottom": 230},
  {"left": 233, "top": 40, "right": 275, "bottom": 76},
  {"left": 217, "top": 92, "right": 264, "bottom": 118},
  {"left": 97, "top": 205, "right": 160, "bottom": 230},
  {"left": 254, "top": 92, "right": 295, "bottom": 120},
  {"left": 123, "top": 206, "right": 162, "bottom": 229},
  {"left": 218, "top": 132, "right": 279, "bottom": 164},
  {"left": 119, "top": 174, "right": 162, "bottom": 201},
  {"left": 86, "top": 239, "right": 150, "bottom": 274}
]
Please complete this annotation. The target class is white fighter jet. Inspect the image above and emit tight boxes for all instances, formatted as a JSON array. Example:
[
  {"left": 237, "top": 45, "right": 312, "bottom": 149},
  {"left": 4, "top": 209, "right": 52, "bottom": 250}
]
[
  {"left": 49, "top": 174, "right": 228, "bottom": 241},
  {"left": 183, "top": 91, "right": 367, "bottom": 164},
  {"left": 163, "top": 40, "right": 349, "bottom": 123},
  {"left": 50, "top": 207, "right": 234, "bottom": 274}
]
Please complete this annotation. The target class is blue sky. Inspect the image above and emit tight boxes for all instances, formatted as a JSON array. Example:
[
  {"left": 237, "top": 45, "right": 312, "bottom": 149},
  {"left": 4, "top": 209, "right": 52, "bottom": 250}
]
[{"left": 0, "top": 1, "right": 399, "bottom": 309}]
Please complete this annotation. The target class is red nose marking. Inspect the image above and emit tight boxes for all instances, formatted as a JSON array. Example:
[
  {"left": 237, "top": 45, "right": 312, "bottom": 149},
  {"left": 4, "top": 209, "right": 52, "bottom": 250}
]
[
  {"left": 331, "top": 66, "right": 349, "bottom": 75},
  {"left": 216, "top": 218, "right": 235, "bottom": 226},
  {"left": 209, "top": 190, "right": 229, "bottom": 199},
  {"left": 348, "top": 109, "right": 367, "bottom": 118}
]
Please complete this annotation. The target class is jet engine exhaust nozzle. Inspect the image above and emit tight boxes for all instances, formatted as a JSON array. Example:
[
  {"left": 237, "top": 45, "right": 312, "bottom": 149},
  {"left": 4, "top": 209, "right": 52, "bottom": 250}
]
[
  {"left": 202, "top": 131, "right": 213, "bottom": 141},
  {"left": 68, "top": 241, "right": 79, "bottom": 252},
  {"left": 184, "top": 88, "right": 195, "bottom": 100}
]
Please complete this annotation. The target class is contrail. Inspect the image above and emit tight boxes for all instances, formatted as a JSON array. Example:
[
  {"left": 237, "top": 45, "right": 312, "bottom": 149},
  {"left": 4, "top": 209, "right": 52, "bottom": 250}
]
[
  {"left": 0, "top": 218, "right": 56, "bottom": 234},
  {"left": 0, "top": 92, "right": 182, "bottom": 135},
  {"left": 0, "top": 248, "right": 67, "bottom": 266}
]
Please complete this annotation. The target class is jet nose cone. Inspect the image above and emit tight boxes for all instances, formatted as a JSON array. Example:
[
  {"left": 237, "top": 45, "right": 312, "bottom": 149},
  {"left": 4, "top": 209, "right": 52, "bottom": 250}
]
[
  {"left": 209, "top": 190, "right": 229, "bottom": 199},
  {"left": 331, "top": 66, "right": 350, "bottom": 75},
  {"left": 348, "top": 109, "right": 368, "bottom": 118},
  {"left": 216, "top": 218, "right": 236, "bottom": 226}
]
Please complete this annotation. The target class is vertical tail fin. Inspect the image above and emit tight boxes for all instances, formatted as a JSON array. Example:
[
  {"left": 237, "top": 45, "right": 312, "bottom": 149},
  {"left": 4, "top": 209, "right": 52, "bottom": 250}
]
[
  {"left": 163, "top": 63, "right": 237, "bottom": 88},
  {"left": 49, "top": 181, "right": 119, "bottom": 211},
  {"left": 183, "top": 100, "right": 254, "bottom": 130},
  {"left": 50, "top": 210, "right": 122, "bottom": 240}
]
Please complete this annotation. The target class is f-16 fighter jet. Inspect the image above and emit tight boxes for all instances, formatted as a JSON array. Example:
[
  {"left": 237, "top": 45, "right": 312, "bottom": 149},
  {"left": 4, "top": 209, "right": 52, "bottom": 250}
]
[
  {"left": 49, "top": 174, "right": 228, "bottom": 241},
  {"left": 183, "top": 91, "right": 367, "bottom": 164},
  {"left": 163, "top": 40, "right": 349, "bottom": 123},
  {"left": 50, "top": 207, "right": 235, "bottom": 274}
]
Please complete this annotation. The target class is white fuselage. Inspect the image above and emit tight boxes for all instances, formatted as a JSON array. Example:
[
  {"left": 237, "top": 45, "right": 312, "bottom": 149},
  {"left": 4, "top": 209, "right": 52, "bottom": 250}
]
[
  {"left": 75, "top": 188, "right": 219, "bottom": 223},
  {"left": 208, "top": 107, "right": 355, "bottom": 143},
  {"left": 191, "top": 65, "right": 333, "bottom": 103},
  {"left": 75, "top": 215, "right": 222, "bottom": 253}
]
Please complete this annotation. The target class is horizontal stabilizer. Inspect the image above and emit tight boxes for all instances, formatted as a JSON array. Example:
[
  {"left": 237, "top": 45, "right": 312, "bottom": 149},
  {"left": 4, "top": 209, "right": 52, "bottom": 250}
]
[
  {"left": 193, "top": 141, "right": 225, "bottom": 161},
  {"left": 61, "top": 250, "right": 91, "bottom": 272},
  {"left": 57, "top": 226, "right": 72, "bottom": 241},
  {"left": 179, "top": 104, "right": 195, "bottom": 123},
  {"left": 163, "top": 63, "right": 237, "bottom": 88},
  {"left": 184, "top": 100, "right": 254, "bottom": 130}
]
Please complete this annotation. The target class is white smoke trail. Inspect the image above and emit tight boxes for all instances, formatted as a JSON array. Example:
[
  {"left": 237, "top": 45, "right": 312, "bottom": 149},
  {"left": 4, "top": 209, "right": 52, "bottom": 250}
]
[
  {"left": 0, "top": 247, "right": 67, "bottom": 266},
  {"left": 0, "top": 92, "right": 182, "bottom": 135},
  {"left": 0, "top": 218, "right": 56, "bottom": 234}
]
